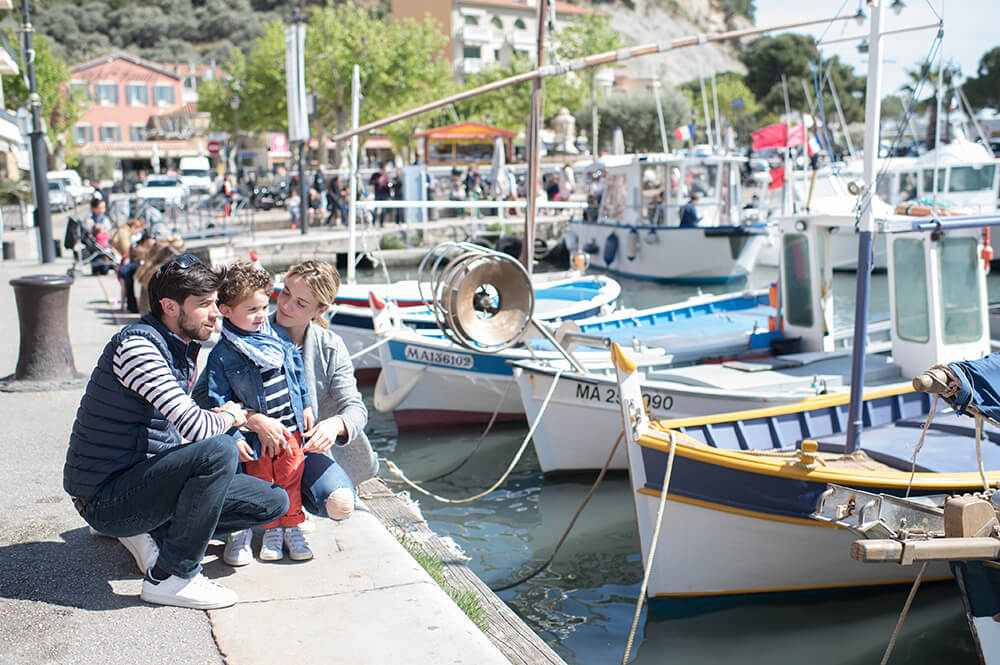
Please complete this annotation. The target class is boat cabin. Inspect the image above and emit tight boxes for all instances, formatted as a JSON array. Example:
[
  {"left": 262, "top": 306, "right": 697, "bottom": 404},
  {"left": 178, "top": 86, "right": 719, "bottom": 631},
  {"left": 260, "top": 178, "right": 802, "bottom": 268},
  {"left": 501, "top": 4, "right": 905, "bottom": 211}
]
[
  {"left": 592, "top": 152, "right": 744, "bottom": 228},
  {"left": 777, "top": 213, "right": 990, "bottom": 377},
  {"left": 875, "top": 138, "right": 999, "bottom": 213}
]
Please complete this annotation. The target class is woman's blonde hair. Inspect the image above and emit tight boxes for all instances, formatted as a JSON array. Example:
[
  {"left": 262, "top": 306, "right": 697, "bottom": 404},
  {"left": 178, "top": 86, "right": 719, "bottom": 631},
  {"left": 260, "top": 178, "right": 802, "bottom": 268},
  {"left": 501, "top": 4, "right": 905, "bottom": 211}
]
[{"left": 285, "top": 260, "right": 341, "bottom": 328}]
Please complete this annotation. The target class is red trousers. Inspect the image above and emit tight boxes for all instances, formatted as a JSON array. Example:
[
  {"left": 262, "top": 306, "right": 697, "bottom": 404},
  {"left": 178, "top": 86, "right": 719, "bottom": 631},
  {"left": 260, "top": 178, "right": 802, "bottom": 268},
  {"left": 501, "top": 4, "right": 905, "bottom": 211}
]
[{"left": 245, "top": 431, "right": 305, "bottom": 528}]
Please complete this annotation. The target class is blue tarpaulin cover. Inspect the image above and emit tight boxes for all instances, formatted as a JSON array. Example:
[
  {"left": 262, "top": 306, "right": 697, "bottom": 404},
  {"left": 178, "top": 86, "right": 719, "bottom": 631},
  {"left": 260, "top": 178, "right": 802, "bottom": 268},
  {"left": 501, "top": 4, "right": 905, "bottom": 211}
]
[{"left": 948, "top": 353, "right": 1000, "bottom": 422}]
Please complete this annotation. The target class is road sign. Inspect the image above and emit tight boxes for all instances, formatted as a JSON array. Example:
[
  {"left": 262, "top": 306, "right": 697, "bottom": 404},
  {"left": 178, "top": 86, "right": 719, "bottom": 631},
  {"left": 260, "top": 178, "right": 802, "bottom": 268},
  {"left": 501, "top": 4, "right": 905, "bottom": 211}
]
[{"left": 207, "top": 140, "right": 221, "bottom": 155}]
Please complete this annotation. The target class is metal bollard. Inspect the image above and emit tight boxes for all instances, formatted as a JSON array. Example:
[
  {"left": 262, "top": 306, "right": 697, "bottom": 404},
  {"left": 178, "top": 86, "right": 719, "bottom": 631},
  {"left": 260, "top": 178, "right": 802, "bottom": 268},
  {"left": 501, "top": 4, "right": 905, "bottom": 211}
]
[{"left": 1, "top": 274, "right": 83, "bottom": 390}]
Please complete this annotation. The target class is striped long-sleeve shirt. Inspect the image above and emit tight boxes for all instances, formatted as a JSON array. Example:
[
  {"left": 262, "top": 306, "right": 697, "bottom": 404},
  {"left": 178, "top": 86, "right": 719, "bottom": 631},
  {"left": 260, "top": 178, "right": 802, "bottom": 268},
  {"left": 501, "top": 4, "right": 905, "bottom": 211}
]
[{"left": 113, "top": 336, "right": 231, "bottom": 442}]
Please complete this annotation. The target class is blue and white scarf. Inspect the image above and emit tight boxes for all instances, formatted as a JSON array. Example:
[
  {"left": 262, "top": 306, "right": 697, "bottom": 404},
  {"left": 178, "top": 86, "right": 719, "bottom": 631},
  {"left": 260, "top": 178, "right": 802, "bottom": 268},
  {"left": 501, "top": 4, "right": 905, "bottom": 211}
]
[{"left": 221, "top": 318, "right": 286, "bottom": 370}]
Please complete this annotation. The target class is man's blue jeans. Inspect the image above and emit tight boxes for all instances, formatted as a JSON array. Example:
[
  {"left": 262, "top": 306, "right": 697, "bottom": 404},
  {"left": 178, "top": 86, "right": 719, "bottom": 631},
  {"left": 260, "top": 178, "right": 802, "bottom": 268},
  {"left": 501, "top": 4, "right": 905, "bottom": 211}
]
[{"left": 80, "top": 435, "right": 289, "bottom": 579}]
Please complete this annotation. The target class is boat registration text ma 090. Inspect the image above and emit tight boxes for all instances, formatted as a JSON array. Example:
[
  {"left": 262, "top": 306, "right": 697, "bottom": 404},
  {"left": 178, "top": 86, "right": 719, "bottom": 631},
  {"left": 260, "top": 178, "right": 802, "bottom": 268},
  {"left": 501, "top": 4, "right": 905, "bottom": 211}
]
[{"left": 574, "top": 382, "right": 673, "bottom": 411}]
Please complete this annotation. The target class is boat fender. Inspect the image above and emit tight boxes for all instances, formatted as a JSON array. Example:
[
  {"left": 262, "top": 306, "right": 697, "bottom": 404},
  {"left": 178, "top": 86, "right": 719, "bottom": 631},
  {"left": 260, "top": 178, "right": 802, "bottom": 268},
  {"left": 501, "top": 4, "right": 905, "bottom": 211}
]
[
  {"left": 604, "top": 232, "right": 619, "bottom": 265},
  {"left": 644, "top": 229, "right": 659, "bottom": 245},
  {"left": 564, "top": 228, "right": 579, "bottom": 253},
  {"left": 626, "top": 227, "right": 639, "bottom": 261},
  {"left": 583, "top": 239, "right": 600, "bottom": 255}
]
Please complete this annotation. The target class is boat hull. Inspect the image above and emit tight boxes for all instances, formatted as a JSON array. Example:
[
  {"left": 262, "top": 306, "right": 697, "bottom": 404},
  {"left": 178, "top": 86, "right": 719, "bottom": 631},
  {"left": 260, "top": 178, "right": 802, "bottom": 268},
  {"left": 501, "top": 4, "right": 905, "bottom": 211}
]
[{"left": 569, "top": 220, "right": 767, "bottom": 283}]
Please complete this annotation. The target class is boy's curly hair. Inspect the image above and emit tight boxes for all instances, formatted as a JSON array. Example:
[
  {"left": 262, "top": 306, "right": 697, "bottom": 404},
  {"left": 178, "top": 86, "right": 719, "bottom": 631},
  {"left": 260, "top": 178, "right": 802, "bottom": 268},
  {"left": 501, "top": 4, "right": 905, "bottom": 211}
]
[{"left": 216, "top": 261, "right": 274, "bottom": 307}]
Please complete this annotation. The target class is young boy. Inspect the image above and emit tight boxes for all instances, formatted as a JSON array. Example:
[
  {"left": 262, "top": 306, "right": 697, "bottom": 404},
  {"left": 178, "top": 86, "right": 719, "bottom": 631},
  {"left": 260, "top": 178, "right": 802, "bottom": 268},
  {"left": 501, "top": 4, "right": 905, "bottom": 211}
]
[{"left": 200, "top": 262, "right": 315, "bottom": 564}]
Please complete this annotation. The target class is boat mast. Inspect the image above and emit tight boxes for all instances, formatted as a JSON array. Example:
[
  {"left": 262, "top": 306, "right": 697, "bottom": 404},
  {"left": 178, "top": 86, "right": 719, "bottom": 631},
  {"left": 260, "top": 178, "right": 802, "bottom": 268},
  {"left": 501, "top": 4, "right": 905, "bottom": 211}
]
[
  {"left": 845, "top": 0, "right": 887, "bottom": 452},
  {"left": 521, "top": 0, "right": 548, "bottom": 274}
]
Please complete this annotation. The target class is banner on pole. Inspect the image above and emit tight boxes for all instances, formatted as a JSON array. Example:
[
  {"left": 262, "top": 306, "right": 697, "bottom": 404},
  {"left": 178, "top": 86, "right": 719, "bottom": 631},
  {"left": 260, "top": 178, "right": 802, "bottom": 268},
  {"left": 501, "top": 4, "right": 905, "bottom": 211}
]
[{"left": 285, "top": 23, "right": 309, "bottom": 143}]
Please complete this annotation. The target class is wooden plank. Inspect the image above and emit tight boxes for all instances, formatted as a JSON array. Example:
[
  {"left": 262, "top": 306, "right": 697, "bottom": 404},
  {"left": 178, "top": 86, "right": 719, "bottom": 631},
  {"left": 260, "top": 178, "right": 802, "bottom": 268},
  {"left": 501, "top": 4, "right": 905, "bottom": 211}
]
[
  {"left": 358, "top": 479, "right": 567, "bottom": 665},
  {"left": 851, "top": 537, "right": 1000, "bottom": 564}
]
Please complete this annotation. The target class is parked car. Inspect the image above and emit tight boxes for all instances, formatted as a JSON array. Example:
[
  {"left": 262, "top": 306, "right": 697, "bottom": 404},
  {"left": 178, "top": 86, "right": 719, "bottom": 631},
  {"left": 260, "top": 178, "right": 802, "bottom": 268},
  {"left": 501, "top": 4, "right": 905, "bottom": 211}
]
[
  {"left": 47, "top": 169, "right": 93, "bottom": 206},
  {"left": 47, "top": 180, "right": 72, "bottom": 212},
  {"left": 136, "top": 174, "right": 187, "bottom": 211}
]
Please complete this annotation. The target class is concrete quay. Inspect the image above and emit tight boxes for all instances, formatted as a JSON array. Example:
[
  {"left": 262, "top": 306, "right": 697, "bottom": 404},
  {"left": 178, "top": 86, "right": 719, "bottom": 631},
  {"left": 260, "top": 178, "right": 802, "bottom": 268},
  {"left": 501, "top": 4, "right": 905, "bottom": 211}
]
[{"left": 0, "top": 239, "right": 565, "bottom": 664}]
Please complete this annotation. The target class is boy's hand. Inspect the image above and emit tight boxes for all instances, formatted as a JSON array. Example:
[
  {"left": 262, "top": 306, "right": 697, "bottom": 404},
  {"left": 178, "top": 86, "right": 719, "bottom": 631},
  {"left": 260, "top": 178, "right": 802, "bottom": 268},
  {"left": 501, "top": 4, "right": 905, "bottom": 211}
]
[
  {"left": 235, "top": 437, "right": 255, "bottom": 463},
  {"left": 246, "top": 412, "right": 291, "bottom": 458},
  {"left": 303, "top": 416, "right": 347, "bottom": 453},
  {"left": 302, "top": 406, "right": 315, "bottom": 433}
]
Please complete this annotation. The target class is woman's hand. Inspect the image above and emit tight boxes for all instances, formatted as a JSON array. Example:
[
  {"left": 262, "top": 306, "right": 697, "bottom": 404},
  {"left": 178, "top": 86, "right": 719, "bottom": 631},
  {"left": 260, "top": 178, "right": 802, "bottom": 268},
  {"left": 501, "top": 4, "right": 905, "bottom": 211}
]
[
  {"left": 302, "top": 416, "right": 347, "bottom": 453},
  {"left": 246, "top": 412, "right": 291, "bottom": 458},
  {"left": 302, "top": 406, "right": 315, "bottom": 433}
]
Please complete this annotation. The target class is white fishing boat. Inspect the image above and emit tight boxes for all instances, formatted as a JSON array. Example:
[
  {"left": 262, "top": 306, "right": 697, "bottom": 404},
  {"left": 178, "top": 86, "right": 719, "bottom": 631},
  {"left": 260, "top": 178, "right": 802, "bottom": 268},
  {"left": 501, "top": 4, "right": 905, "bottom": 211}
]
[
  {"left": 373, "top": 288, "right": 780, "bottom": 430},
  {"left": 565, "top": 151, "right": 769, "bottom": 283}
]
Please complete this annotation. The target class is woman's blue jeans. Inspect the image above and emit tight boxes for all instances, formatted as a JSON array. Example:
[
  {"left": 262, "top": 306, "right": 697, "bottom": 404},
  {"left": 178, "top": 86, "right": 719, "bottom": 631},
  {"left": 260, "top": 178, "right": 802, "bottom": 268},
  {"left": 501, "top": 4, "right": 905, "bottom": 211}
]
[
  {"left": 80, "top": 435, "right": 289, "bottom": 579},
  {"left": 300, "top": 452, "right": 355, "bottom": 519}
]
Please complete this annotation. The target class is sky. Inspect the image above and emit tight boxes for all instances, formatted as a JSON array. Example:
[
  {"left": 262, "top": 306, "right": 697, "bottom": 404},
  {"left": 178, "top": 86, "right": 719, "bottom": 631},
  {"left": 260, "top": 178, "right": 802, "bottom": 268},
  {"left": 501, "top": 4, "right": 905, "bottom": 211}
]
[{"left": 752, "top": 0, "right": 996, "bottom": 95}]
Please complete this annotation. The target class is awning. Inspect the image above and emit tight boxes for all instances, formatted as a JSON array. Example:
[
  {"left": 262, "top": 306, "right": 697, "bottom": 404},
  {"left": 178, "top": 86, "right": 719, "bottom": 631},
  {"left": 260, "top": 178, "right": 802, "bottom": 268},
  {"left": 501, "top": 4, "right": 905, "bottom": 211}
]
[
  {"left": 77, "top": 139, "right": 202, "bottom": 159},
  {"left": 0, "top": 116, "right": 23, "bottom": 145}
]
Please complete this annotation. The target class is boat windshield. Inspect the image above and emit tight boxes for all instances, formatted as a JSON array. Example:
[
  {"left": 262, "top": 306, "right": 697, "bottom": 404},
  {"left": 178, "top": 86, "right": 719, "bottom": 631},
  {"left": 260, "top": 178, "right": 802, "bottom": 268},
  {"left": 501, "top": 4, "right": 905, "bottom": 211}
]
[
  {"left": 893, "top": 237, "right": 929, "bottom": 343},
  {"left": 948, "top": 164, "right": 995, "bottom": 193},
  {"left": 782, "top": 233, "right": 813, "bottom": 327},
  {"left": 939, "top": 236, "right": 983, "bottom": 344}
]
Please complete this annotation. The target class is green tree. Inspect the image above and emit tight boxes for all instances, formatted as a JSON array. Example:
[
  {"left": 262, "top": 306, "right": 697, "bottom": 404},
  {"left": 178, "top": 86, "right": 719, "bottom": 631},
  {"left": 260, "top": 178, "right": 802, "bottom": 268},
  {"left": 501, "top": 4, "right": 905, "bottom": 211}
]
[
  {"left": 575, "top": 91, "right": 690, "bottom": 154},
  {"left": 963, "top": 46, "right": 1000, "bottom": 111},
  {"left": 454, "top": 54, "right": 583, "bottom": 134},
  {"left": 2, "top": 30, "right": 85, "bottom": 169},
  {"left": 679, "top": 72, "right": 760, "bottom": 144},
  {"left": 880, "top": 94, "right": 904, "bottom": 121}
]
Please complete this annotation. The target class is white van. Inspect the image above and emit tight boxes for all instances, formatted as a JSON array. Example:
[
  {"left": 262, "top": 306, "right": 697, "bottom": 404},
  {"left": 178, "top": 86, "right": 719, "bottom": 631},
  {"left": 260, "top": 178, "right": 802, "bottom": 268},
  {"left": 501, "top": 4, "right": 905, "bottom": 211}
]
[
  {"left": 178, "top": 156, "right": 213, "bottom": 194},
  {"left": 47, "top": 169, "right": 93, "bottom": 206}
]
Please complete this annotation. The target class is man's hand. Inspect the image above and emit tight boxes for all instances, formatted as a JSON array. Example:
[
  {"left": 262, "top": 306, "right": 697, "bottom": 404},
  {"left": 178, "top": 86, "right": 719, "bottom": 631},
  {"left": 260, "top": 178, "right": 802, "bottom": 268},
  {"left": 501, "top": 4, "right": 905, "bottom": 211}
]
[
  {"left": 246, "top": 412, "right": 291, "bottom": 458},
  {"left": 217, "top": 401, "right": 247, "bottom": 428},
  {"left": 303, "top": 416, "right": 347, "bottom": 453}
]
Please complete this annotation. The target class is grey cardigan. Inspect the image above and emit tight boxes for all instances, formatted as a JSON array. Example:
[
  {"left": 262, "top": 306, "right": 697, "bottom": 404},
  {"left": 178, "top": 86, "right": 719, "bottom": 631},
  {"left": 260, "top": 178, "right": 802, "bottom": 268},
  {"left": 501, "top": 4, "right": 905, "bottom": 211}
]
[{"left": 274, "top": 315, "right": 377, "bottom": 486}]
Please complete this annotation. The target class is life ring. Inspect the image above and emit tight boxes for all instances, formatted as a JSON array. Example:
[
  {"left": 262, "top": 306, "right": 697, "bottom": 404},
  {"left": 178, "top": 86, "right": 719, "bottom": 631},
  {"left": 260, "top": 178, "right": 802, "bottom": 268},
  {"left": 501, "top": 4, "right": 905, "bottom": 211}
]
[
  {"left": 894, "top": 202, "right": 974, "bottom": 217},
  {"left": 626, "top": 227, "right": 639, "bottom": 261},
  {"left": 604, "top": 232, "right": 619, "bottom": 265}
]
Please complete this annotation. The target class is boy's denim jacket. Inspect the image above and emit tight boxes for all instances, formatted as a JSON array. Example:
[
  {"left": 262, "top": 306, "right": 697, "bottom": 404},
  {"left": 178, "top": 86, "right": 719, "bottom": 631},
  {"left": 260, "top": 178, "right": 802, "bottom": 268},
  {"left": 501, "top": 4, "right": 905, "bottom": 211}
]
[{"left": 194, "top": 333, "right": 314, "bottom": 458}]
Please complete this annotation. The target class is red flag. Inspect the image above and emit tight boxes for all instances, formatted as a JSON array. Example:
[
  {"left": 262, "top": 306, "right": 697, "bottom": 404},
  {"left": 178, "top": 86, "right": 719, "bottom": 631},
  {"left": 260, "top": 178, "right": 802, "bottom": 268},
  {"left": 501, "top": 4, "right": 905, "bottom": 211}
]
[
  {"left": 786, "top": 124, "right": 807, "bottom": 148},
  {"left": 751, "top": 123, "right": 787, "bottom": 151},
  {"left": 769, "top": 166, "right": 785, "bottom": 190}
]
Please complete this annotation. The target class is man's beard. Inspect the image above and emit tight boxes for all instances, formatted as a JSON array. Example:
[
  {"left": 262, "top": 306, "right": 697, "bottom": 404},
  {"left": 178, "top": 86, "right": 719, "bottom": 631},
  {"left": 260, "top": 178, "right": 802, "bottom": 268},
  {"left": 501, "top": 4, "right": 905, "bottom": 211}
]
[{"left": 177, "top": 308, "right": 211, "bottom": 341}]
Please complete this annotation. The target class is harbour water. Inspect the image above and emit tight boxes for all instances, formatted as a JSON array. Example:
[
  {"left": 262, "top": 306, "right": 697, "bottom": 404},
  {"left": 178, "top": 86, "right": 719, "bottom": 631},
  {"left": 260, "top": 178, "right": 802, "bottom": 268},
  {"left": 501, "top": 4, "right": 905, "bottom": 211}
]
[{"left": 358, "top": 263, "right": 990, "bottom": 664}]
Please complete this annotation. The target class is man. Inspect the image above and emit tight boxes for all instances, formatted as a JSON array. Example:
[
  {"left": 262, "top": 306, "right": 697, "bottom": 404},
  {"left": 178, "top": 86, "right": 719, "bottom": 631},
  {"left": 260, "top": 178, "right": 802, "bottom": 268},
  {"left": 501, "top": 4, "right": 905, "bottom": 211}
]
[
  {"left": 64, "top": 256, "right": 289, "bottom": 609},
  {"left": 679, "top": 193, "right": 702, "bottom": 228},
  {"left": 369, "top": 163, "right": 391, "bottom": 227}
]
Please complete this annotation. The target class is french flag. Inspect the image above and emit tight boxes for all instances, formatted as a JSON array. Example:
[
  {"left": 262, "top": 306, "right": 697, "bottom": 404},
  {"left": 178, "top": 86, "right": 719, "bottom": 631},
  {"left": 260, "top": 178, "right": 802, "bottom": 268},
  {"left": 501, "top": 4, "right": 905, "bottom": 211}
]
[{"left": 674, "top": 124, "right": 695, "bottom": 142}]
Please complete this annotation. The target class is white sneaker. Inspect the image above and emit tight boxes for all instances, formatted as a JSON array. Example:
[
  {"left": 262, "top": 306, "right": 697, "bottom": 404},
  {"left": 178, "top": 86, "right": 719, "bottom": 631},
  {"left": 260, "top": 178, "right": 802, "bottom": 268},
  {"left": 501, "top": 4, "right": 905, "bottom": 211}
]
[
  {"left": 284, "top": 526, "right": 313, "bottom": 561},
  {"left": 298, "top": 511, "right": 315, "bottom": 534},
  {"left": 119, "top": 533, "right": 159, "bottom": 575},
  {"left": 223, "top": 529, "right": 253, "bottom": 567},
  {"left": 259, "top": 527, "right": 284, "bottom": 561},
  {"left": 140, "top": 572, "right": 237, "bottom": 610}
]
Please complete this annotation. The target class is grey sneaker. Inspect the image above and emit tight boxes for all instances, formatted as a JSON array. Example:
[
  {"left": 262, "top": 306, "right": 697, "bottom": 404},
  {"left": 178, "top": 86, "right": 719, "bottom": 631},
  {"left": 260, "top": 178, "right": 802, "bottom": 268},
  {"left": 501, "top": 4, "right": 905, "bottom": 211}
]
[
  {"left": 141, "top": 572, "right": 237, "bottom": 609},
  {"left": 119, "top": 533, "right": 159, "bottom": 575},
  {"left": 284, "top": 526, "right": 313, "bottom": 561},
  {"left": 259, "top": 527, "right": 284, "bottom": 561},
  {"left": 223, "top": 529, "right": 253, "bottom": 567}
]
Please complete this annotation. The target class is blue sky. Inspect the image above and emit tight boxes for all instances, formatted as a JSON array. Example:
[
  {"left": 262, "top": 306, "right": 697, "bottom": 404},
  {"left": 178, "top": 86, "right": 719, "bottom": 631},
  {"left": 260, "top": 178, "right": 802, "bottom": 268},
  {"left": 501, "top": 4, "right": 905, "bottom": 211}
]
[{"left": 753, "top": 0, "right": 996, "bottom": 94}]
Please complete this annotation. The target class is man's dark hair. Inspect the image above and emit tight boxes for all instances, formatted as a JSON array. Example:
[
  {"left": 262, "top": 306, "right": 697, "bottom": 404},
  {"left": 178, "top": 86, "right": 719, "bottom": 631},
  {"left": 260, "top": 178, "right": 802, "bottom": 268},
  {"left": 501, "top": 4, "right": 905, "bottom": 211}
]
[
  {"left": 90, "top": 198, "right": 104, "bottom": 211},
  {"left": 147, "top": 258, "right": 220, "bottom": 317}
]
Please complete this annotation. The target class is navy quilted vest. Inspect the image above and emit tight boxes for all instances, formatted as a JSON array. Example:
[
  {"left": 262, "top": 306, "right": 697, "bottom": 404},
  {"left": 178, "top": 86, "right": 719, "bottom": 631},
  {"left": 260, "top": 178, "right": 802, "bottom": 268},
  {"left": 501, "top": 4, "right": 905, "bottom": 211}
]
[{"left": 63, "top": 313, "right": 200, "bottom": 499}]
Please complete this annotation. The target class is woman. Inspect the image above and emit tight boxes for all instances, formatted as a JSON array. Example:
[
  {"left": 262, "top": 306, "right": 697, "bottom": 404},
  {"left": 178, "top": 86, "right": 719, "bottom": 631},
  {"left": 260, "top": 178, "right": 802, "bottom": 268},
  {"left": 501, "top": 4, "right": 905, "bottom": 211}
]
[{"left": 247, "top": 261, "right": 376, "bottom": 520}]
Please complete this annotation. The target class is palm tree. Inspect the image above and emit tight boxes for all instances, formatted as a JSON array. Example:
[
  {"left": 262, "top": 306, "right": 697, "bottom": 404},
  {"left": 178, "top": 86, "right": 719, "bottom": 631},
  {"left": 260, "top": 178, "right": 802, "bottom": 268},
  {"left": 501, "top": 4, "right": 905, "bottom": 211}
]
[{"left": 899, "top": 59, "right": 963, "bottom": 148}]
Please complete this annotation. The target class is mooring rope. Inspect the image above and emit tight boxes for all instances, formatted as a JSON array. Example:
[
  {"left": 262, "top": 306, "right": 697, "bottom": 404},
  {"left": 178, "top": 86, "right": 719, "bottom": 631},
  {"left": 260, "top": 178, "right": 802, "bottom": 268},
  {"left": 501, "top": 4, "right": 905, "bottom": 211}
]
[
  {"left": 491, "top": 431, "right": 625, "bottom": 592},
  {"left": 382, "top": 370, "right": 564, "bottom": 504},
  {"left": 622, "top": 430, "right": 677, "bottom": 665},
  {"left": 878, "top": 561, "right": 929, "bottom": 665},
  {"left": 905, "top": 393, "right": 939, "bottom": 498},
  {"left": 348, "top": 329, "right": 400, "bottom": 362},
  {"left": 975, "top": 414, "right": 990, "bottom": 491}
]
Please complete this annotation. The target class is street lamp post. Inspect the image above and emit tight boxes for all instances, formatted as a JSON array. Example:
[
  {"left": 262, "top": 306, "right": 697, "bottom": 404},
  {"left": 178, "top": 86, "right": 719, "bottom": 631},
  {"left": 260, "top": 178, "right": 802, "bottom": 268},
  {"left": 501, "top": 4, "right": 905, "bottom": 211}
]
[
  {"left": 20, "top": 0, "right": 54, "bottom": 263},
  {"left": 230, "top": 83, "right": 241, "bottom": 183}
]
